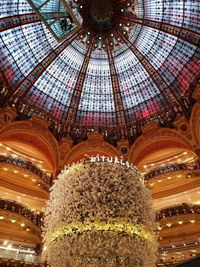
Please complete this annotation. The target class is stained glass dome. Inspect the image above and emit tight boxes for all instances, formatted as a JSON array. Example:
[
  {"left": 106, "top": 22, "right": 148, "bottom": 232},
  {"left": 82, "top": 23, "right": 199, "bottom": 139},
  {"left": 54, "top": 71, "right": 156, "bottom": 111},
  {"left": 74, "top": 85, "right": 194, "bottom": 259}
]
[{"left": 0, "top": 0, "right": 199, "bottom": 140}]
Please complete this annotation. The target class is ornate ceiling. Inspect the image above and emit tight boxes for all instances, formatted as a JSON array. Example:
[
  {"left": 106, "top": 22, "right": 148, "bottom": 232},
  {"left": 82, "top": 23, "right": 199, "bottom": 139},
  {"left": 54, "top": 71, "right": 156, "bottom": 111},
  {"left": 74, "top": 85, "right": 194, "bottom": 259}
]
[{"left": 0, "top": 0, "right": 199, "bottom": 140}]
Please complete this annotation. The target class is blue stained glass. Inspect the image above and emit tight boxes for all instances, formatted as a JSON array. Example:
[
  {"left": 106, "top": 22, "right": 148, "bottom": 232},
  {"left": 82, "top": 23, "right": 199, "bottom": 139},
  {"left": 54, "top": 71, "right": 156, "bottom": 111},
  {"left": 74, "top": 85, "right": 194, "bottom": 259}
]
[
  {"left": 27, "top": 0, "right": 82, "bottom": 41},
  {"left": 0, "top": 0, "right": 199, "bottom": 131}
]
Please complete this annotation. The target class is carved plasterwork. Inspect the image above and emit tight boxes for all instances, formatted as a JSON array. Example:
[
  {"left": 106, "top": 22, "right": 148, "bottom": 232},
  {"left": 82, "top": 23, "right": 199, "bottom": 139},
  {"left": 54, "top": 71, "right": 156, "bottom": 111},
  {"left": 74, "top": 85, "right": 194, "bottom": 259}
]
[
  {"left": 0, "top": 107, "right": 17, "bottom": 128},
  {"left": 173, "top": 115, "right": 197, "bottom": 151},
  {"left": 64, "top": 133, "right": 120, "bottom": 165},
  {"left": 128, "top": 127, "right": 194, "bottom": 166},
  {"left": 59, "top": 137, "right": 73, "bottom": 167},
  {"left": 190, "top": 103, "right": 200, "bottom": 150},
  {"left": 192, "top": 84, "right": 200, "bottom": 103},
  {"left": 0, "top": 116, "right": 60, "bottom": 173},
  {"left": 190, "top": 83, "right": 200, "bottom": 151}
]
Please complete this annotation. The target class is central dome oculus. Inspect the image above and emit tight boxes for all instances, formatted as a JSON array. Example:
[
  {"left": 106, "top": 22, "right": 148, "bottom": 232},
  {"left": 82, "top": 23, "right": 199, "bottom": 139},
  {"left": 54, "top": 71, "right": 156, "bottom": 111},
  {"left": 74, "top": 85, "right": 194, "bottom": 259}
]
[{"left": 88, "top": 0, "right": 115, "bottom": 30}]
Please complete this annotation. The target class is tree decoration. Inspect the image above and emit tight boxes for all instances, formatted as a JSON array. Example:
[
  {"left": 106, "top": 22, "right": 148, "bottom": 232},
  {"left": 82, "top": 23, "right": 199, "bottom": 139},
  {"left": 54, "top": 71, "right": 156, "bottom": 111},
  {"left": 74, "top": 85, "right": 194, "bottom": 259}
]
[{"left": 43, "top": 158, "right": 158, "bottom": 267}]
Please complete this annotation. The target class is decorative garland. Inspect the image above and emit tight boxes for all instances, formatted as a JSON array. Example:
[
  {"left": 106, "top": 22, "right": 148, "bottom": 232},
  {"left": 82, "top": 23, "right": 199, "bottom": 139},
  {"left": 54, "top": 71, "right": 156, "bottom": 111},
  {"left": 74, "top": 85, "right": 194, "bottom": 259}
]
[{"left": 43, "top": 160, "right": 158, "bottom": 266}]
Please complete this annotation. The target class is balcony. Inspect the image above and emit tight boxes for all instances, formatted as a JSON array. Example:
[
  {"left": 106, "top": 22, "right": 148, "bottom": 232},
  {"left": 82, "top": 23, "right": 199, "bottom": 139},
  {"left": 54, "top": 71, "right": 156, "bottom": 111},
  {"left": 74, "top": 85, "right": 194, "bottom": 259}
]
[
  {"left": 0, "top": 199, "right": 42, "bottom": 245},
  {"left": 0, "top": 257, "right": 44, "bottom": 266},
  {"left": 156, "top": 203, "right": 200, "bottom": 221},
  {"left": 145, "top": 161, "right": 200, "bottom": 199},
  {"left": 0, "top": 199, "right": 43, "bottom": 228},
  {"left": 145, "top": 161, "right": 200, "bottom": 180},
  {"left": 0, "top": 155, "right": 52, "bottom": 186},
  {"left": 156, "top": 204, "right": 200, "bottom": 266}
]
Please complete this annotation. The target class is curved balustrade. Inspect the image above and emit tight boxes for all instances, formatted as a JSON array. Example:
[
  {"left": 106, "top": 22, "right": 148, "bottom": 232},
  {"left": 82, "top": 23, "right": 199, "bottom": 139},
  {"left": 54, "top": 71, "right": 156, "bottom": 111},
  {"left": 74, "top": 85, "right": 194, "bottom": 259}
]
[
  {"left": 0, "top": 258, "right": 44, "bottom": 267},
  {"left": 0, "top": 155, "right": 53, "bottom": 185},
  {"left": 145, "top": 160, "right": 200, "bottom": 180},
  {"left": 156, "top": 204, "right": 200, "bottom": 221},
  {"left": 0, "top": 199, "right": 43, "bottom": 227}
]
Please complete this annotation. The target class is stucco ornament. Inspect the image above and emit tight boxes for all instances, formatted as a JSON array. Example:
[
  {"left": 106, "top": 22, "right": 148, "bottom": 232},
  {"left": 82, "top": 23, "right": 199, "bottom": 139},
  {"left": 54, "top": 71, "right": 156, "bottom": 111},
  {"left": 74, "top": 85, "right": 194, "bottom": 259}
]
[{"left": 43, "top": 159, "right": 158, "bottom": 267}]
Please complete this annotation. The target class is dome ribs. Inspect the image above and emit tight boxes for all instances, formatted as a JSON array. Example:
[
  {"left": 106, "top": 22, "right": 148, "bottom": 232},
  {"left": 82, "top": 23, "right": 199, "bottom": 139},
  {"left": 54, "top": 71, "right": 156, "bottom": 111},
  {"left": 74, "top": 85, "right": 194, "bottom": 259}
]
[
  {"left": 6, "top": 28, "right": 84, "bottom": 106},
  {"left": 115, "top": 29, "right": 185, "bottom": 113},
  {"left": 106, "top": 41, "right": 128, "bottom": 137},
  {"left": 0, "top": 13, "right": 40, "bottom": 32},
  {"left": 121, "top": 17, "right": 200, "bottom": 47},
  {"left": 64, "top": 35, "right": 95, "bottom": 128}
]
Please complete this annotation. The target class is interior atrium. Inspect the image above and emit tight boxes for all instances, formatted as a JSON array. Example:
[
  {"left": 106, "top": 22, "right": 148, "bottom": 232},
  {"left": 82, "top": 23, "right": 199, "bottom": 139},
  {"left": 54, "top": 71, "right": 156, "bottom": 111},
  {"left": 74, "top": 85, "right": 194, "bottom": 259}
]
[{"left": 0, "top": 0, "right": 200, "bottom": 266}]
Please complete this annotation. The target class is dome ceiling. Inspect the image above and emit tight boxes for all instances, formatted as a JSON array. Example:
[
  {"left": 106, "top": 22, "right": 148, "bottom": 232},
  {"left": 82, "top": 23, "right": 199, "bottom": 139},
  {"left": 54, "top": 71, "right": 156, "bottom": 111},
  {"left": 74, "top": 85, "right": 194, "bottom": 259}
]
[{"left": 0, "top": 0, "right": 199, "bottom": 139}]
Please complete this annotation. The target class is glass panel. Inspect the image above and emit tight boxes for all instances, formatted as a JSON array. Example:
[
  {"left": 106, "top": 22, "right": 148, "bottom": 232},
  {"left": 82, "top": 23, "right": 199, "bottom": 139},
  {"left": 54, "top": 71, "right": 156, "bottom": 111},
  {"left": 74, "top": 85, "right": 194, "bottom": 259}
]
[{"left": 27, "top": 0, "right": 82, "bottom": 41}]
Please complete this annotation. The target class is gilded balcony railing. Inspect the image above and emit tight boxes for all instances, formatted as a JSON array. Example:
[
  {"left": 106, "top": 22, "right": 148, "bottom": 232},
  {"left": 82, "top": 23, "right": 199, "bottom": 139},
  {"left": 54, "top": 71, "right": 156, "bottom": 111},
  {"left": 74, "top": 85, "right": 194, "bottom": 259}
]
[
  {"left": 0, "top": 199, "right": 43, "bottom": 227},
  {"left": 0, "top": 155, "right": 53, "bottom": 186},
  {"left": 156, "top": 203, "right": 200, "bottom": 221},
  {"left": 145, "top": 160, "right": 200, "bottom": 180}
]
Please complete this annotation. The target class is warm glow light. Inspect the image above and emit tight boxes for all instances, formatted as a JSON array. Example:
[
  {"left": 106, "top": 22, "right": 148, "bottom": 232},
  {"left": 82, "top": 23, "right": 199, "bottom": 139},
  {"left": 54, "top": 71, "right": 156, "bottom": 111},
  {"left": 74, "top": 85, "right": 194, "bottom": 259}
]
[
  {"left": 0, "top": 245, "right": 35, "bottom": 254},
  {"left": 178, "top": 221, "right": 183, "bottom": 225},
  {"left": 0, "top": 216, "right": 5, "bottom": 220},
  {"left": 21, "top": 223, "right": 25, "bottom": 227},
  {"left": 48, "top": 221, "right": 155, "bottom": 245},
  {"left": 166, "top": 223, "right": 171, "bottom": 227},
  {"left": 11, "top": 219, "right": 16, "bottom": 223},
  {"left": 190, "top": 220, "right": 196, "bottom": 224}
]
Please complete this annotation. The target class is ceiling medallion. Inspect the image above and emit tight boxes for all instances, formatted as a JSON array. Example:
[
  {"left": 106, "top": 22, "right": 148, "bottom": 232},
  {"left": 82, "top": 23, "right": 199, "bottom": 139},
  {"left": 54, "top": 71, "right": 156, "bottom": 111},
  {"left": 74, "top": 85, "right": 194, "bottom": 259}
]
[{"left": 77, "top": 0, "right": 137, "bottom": 50}]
